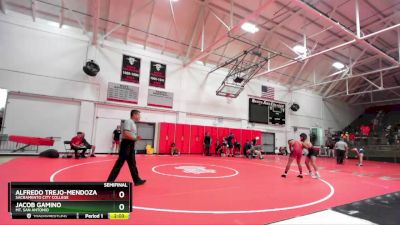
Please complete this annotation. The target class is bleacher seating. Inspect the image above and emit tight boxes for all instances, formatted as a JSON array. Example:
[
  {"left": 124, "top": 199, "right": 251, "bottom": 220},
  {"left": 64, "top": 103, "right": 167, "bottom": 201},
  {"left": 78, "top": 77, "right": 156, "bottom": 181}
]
[{"left": 334, "top": 105, "right": 400, "bottom": 163}]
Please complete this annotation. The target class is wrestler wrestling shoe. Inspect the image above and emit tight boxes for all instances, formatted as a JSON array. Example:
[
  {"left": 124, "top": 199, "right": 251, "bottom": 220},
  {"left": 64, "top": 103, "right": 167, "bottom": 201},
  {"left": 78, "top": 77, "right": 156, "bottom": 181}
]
[{"left": 135, "top": 179, "right": 146, "bottom": 186}]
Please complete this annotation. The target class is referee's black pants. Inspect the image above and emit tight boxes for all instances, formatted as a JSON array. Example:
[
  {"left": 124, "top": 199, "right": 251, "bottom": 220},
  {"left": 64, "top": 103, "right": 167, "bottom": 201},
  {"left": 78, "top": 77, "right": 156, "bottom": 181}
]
[
  {"left": 336, "top": 150, "right": 345, "bottom": 164},
  {"left": 107, "top": 139, "right": 141, "bottom": 183}
]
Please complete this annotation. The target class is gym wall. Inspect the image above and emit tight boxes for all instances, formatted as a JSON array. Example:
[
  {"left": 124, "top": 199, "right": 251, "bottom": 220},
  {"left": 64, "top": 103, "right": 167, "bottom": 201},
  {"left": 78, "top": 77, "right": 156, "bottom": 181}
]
[{"left": 0, "top": 13, "right": 364, "bottom": 152}]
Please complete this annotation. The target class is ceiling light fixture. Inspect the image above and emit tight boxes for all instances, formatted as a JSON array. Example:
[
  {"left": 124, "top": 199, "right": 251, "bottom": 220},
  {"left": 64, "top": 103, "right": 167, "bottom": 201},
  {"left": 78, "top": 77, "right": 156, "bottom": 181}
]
[
  {"left": 195, "top": 60, "right": 204, "bottom": 65},
  {"left": 332, "top": 62, "right": 345, "bottom": 69},
  {"left": 292, "top": 45, "right": 307, "bottom": 55},
  {"left": 47, "top": 21, "right": 60, "bottom": 27},
  {"left": 241, "top": 22, "right": 259, "bottom": 33}
]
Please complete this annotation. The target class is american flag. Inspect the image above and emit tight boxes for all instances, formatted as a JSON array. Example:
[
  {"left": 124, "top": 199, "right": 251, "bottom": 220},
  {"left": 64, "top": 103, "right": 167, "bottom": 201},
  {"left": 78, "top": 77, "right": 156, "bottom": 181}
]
[{"left": 261, "top": 85, "right": 275, "bottom": 99}]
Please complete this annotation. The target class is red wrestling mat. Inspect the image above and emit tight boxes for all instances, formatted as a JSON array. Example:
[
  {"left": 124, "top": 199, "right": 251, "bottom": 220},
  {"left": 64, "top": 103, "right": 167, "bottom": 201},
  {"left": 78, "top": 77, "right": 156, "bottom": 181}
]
[{"left": 1, "top": 155, "right": 399, "bottom": 225}]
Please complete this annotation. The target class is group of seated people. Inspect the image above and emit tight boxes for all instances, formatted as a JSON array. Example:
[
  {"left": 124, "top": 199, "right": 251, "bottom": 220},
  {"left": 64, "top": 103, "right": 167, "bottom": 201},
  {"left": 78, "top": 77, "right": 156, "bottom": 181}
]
[
  {"left": 214, "top": 139, "right": 241, "bottom": 157},
  {"left": 209, "top": 135, "right": 264, "bottom": 159},
  {"left": 70, "top": 132, "right": 96, "bottom": 159},
  {"left": 209, "top": 138, "right": 264, "bottom": 158},
  {"left": 243, "top": 138, "right": 264, "bottom": 159},
  {"left": 214, "top": 133, "right": 263, "bottom": 158},
  {"left": 168, "top": 134, "right": 264, "bottom": 159}
]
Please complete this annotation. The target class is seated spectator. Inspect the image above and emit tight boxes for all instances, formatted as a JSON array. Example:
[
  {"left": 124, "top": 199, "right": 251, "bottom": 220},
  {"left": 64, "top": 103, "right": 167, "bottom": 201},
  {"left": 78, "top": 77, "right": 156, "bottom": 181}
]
[
  {"left": 349, "top": 132, "right": 355, "bottom": 145},
  {"left": 385, "top": 124, "right": 392, "bottom": 132},
  {"left": 387, "top": 129, "right": 396, "bottom": 145},
  {"left": 344, "top": 132, "right": 349, "bottom": 142},
  {"left": 325, "top": 138, "right": 335, "bottom": 157},
  {"left": 252, "top": 137, "right": 259, "bottom": 146},
  {"left": 243, "top": 140, "right": 252, "bottom": 157},
  {"left": 203, "top": 132, "right": 211, "bottom": 156},
  {"left": 366, "top": 124, "right": 371, "bottom": 136},
  {"left": 279, "top": 146, "right": 288, "bottom": 155},
  {"left": 215, "top": 140, "right": 224, "bottom": 156},
  {"left": 233, "top": 141, "right": 241, "bottom": 155},
  {"left": 70, "top": 132, "right": 87, "bottom": 159},
  {"left": 360, "top": 125, "right": 371, "bottom": 137},
  {"left": 372, "top": 117, "right": 379, "bottom": 134},
  {"left": 222, "top": 139, "right": 230, "bottom": 156},
  {"left": 170, "top": 142, "right": 180, "bottom": 156},
  {"left": 246, "top": 144, "right": 264, "bottom": 160},
  {"left": 82, "top": 132, "right": 96, "bottom": 157},
  {"left": 225, "top": 133, "right": 234, "bottom": 157}
]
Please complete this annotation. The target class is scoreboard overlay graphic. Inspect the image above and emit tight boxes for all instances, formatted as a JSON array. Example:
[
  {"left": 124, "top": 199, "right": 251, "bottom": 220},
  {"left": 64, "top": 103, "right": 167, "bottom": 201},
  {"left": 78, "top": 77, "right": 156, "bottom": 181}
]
[{"left": 8, "top": 182, "right": 132, "bottom": 220}]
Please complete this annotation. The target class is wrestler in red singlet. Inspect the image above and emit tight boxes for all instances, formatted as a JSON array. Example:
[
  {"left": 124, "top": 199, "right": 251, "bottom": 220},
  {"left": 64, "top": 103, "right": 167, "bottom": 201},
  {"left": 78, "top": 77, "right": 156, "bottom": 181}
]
[{"left": 281, "top": 133, "right": 307, "bottom": 178}]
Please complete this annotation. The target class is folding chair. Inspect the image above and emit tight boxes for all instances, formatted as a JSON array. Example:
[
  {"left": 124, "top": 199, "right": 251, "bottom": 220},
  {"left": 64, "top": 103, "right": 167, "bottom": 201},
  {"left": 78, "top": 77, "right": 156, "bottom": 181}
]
[
  {"left": 319, "top": 146, "right": 328, "bottom": 157},
  {"left": 233, "top": 143, "right": 242, "bottom": 157},
  {"left": 63, "top": 141, "right": 74, "bottom": 158}
]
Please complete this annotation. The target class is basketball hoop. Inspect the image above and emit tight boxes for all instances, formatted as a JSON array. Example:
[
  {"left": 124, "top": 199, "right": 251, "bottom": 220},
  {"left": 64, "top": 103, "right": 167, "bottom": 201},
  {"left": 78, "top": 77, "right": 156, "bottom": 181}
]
[
  {"left": 225, "top": 93, "right": 233, "bottom": 104},
  {"left": 225, "top": 93, "right": 233, "bottom": 98}
]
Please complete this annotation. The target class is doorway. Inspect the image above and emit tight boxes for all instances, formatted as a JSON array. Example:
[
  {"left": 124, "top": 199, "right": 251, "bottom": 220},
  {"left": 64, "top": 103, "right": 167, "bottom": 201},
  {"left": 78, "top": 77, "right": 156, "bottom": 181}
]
[
  {"left": 135, "top": 122, "right": 155, "bottom": 154},
  {"left": 310, "top": 127, "right": 323, "bottom": 146},
  {"left": 94, "top": 118, "right": 155, "bottom": 154},
  {"left": 262, "top": 132, "right": 275, "bottom": 154}
]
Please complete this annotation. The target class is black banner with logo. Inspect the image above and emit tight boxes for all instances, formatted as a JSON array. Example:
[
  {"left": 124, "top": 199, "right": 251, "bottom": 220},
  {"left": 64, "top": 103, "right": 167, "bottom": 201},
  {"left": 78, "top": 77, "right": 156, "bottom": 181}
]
[
  {"left": 149, "top": 61, "right": 166, "bottom": 88},
  {"left": 121, "top": 54, "right": 141, "bottom": 83}
]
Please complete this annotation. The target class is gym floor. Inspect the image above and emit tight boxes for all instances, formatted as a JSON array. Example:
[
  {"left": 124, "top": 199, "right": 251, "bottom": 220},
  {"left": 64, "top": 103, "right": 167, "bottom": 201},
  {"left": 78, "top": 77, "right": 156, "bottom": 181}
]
[{"left": 1, "top": 154, "right": 399, "bottom": 225}]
